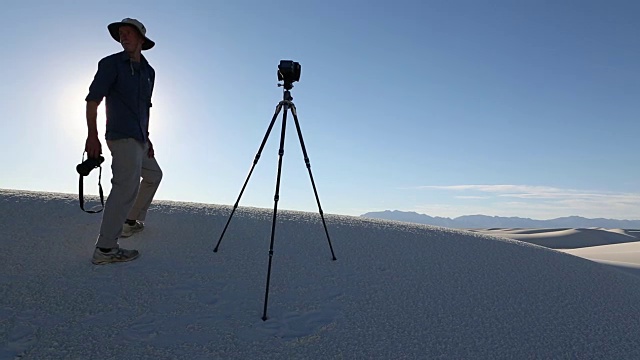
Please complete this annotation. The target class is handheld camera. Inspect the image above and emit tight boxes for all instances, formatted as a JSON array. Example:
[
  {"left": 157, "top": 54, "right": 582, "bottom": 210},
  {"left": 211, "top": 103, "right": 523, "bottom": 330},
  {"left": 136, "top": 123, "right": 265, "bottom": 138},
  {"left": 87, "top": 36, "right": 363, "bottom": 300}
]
[{"left": 76, "top": 155, "right": 104, "bottom": 177}]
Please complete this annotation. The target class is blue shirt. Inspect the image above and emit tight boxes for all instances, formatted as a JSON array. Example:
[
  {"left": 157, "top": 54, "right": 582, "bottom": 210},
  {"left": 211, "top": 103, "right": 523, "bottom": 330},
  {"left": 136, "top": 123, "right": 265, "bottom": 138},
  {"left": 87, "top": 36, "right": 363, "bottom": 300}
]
[{"left": 85, "top": 51, "right": 155, "bottom": 143}]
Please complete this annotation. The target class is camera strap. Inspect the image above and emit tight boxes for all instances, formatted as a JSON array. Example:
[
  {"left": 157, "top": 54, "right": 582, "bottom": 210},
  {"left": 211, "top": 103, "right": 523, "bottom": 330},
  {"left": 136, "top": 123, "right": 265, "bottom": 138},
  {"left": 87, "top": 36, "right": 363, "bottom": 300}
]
[{"left": 79, "top": 152, "right": 105, "bottom": 214}]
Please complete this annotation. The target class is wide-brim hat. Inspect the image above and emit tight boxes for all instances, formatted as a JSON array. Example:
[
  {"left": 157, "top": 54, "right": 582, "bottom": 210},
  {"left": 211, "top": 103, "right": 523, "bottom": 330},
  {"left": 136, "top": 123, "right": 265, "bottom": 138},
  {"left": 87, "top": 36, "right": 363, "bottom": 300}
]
[{"left": 107, "top": 18, "right": 155, "bottom": 50}]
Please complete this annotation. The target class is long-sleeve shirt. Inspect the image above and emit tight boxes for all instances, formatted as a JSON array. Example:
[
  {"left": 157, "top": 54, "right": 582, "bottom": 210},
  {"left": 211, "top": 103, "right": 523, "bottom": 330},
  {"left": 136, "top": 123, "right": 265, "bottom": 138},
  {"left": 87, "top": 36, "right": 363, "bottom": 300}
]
[{"left": 85, "top": 51, "right": 155, "bottom": 143}]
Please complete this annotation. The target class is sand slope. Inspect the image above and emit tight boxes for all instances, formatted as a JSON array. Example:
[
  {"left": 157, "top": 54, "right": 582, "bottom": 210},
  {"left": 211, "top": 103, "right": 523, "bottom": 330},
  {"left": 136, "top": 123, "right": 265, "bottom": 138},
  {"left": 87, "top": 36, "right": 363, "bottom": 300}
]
[{"left": 2, "top": 189, "right": 640, "bottom": 359}]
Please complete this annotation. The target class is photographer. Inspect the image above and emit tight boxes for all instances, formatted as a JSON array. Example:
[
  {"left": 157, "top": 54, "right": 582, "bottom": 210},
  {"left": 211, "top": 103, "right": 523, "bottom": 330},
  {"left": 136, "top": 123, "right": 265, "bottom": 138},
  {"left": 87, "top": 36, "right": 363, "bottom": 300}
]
[{"left": 85, "top": 18, "right": 163, "bottom": 265}]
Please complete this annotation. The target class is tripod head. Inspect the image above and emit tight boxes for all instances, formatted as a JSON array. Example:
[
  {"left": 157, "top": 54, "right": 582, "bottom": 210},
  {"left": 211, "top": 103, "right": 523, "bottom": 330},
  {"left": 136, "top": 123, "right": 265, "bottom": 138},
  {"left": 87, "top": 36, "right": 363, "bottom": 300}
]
[
  {"left": 280, "top": 87, "right": 293, "bottom": 102},
  {"left": 278, "top": 81, "right": 295, "bottom": 91}
]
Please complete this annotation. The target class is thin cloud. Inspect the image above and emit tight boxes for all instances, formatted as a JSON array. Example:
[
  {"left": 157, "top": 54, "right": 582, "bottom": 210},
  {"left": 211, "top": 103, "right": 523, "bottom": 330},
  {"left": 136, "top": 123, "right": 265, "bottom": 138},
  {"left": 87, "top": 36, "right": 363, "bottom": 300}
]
[
  {"left": 414, "top": 184, "right": 640, "bottom": 218},
  {"left": 421, "top": 184, "right": 576, "bottom": 195},
  {"left": 419, "top": 184, "right": 639, "bottom": 202}
]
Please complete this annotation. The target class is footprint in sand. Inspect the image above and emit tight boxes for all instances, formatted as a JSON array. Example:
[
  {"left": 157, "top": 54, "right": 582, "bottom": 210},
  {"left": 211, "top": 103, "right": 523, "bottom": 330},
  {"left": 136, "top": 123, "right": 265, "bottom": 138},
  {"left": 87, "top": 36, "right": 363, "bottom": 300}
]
[
  {"left": 0, "top": 307, "right": 14, "bottom": 322},
  {"left": 172, "top": 280, "right": 225, "bottom": 306},
  {"left": 192, "top": 290, "right": 221, "bottom": 306},
  {"left": 277, "top": 309, "right": 339, "bottom": 340},
  {"left": 2, "top": 321, "right": 38, "bottom": 358},
  {"left": 239, "top": 308, "right": 340, "bottom": 342},
  {"left": 122, "top": 315, "right": 160, "bottom": 341}
]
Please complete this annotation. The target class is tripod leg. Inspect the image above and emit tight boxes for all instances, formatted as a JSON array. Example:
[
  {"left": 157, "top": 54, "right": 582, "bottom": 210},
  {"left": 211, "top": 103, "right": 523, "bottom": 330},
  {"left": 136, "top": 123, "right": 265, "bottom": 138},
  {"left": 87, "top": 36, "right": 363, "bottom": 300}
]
[
  {"left": 214, "top": 103, "right": 283, "bottom": 252},
  {"left": 290, "top": 104, "right": 337, "bottom": 261},
  {"left": 262, "top": 104, "right": 289, "bottom": 321}
]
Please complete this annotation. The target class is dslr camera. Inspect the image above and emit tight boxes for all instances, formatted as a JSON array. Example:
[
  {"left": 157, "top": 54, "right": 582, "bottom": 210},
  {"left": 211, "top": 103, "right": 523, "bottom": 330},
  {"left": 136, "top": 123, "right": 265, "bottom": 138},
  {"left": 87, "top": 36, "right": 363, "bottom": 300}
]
[
  {"left": 76, "top": 155, "right": 104, "bottom": 176},
  {"left": 277, "top": 60, "right": 301, "bottom": 89}
]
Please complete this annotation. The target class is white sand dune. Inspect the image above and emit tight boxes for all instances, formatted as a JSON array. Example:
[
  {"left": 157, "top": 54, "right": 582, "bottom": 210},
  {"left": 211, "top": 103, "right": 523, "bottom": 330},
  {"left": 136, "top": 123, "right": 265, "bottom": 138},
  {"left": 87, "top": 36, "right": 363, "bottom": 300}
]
[
  {"left": 564, "top": 241, "right": 640, "bottom": 263},
  {"left": 469, "top": 227, "right": 640, "bottom": 286},
  {"left": 468, "top": 227, "right": 640, "bottom": 249},
  {"left": 561, "top": 242, "right": 640, "bottom": 278},
  {"left": 2, "top": 189, "right": 640, "bottom": 359}
]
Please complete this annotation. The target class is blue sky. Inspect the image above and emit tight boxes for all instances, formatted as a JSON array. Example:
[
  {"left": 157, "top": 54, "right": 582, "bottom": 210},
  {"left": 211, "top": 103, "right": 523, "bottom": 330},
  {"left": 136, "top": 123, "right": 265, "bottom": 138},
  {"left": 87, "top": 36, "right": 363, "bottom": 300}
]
[{"left": 1, "top": 0, "right": 639, "bottom": 219}]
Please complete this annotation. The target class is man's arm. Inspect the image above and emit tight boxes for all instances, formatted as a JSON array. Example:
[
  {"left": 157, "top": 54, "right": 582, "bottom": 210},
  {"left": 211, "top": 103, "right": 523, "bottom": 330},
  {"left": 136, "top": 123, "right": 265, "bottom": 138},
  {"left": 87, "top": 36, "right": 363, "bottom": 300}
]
[
  {"left": 147, "top": 67, "right": 155, "bottom": 158},
  {"left": 147, "top": 108, "right": 154, "bottom": 158},
  {"left": 85, "top": 101, "right": 102, "bottom": 158},
  {"left": 84, "top": 56, "right": 116, "bottom": 158}
]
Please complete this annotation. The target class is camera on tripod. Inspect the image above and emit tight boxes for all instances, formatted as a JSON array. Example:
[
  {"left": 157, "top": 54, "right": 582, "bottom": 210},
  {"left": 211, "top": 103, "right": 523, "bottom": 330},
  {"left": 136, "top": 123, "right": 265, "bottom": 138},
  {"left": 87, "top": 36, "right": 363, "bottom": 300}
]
[
  {"left": 277, "top": 60, "right": 301, "bottom": 90},
  {"left": 215, "top": 58, "right": 336, "bottom": 321}
]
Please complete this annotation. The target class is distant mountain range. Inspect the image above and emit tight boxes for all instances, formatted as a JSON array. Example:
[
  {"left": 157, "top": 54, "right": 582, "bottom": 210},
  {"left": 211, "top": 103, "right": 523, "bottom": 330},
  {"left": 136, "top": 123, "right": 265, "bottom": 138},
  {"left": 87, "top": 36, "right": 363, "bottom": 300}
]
[{"left": 360, "top": 210, "right": 640, "bottom": 229}]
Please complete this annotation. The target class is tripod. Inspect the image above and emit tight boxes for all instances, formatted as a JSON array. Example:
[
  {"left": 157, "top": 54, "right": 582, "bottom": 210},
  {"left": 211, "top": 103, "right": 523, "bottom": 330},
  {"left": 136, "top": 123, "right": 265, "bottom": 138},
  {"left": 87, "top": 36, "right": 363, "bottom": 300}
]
[{"left": 214, "top": 84, "right": 337, "bottom": 321}]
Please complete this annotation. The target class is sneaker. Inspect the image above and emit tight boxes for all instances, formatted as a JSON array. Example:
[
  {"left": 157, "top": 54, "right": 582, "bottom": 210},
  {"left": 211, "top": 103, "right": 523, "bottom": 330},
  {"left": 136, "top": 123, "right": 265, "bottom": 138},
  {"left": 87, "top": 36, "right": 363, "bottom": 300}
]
[
  {"left": 121, "top": 221, "right": 144, "bottom": 238},
  {"left": 92, "top": 247, "right": 140, "bottom": 265}
]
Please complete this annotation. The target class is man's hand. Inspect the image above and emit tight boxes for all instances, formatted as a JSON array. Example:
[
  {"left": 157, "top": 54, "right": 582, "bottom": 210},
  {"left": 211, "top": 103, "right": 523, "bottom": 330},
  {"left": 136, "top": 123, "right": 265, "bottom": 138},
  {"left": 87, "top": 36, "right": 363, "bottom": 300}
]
[
  {"left": 147, "top": 139, "right": 155, "bottom": 158},
  {"left": 85, "top": 135, "right": 102, "bottom": 159}
]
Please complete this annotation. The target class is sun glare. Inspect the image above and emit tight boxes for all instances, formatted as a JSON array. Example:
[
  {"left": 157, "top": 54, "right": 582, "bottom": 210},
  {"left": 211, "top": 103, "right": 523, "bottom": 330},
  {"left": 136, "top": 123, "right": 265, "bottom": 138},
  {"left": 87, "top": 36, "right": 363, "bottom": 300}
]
[{"left": 56, "top": 79, "right": 101, "bottom": 142}]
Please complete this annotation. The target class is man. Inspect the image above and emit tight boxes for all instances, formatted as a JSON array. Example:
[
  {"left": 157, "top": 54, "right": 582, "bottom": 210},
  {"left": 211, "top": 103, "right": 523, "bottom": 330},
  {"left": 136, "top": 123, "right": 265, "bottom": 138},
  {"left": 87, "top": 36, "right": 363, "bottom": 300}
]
[{"left": 85, "top": 18, "right": 163, "bottom": 265}]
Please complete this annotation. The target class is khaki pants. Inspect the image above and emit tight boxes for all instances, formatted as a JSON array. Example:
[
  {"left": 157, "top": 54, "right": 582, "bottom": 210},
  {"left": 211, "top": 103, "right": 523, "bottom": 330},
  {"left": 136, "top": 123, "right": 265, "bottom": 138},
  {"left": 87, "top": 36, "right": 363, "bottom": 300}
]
[{"left": 95, "top": 138, "right": 163, "bottom": 249}]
